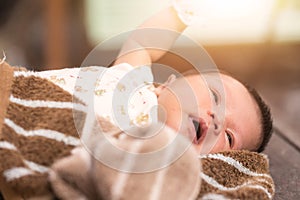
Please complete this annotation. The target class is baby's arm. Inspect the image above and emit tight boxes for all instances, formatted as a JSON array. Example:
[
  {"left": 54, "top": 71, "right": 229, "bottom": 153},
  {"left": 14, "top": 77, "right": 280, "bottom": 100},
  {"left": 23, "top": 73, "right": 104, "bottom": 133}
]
[{"left": 114, "top": 5, "right": 190, "bottom": 66}]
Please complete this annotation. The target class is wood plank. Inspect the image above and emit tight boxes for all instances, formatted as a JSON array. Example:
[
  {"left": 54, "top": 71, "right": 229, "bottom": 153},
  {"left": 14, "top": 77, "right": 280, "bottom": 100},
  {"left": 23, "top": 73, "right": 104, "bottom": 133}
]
[
  {"left": 260, "top": 86, "right": 300, "bottom": 149},
  {"left": 264, "top": 132, "right": 300, "bottom": 200}
]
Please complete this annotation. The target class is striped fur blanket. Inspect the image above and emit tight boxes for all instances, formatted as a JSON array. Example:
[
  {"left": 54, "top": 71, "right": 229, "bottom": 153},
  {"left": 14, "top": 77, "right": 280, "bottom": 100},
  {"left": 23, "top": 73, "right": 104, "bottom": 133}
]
[{"left": 0, "top": 61, "right": 275, "bottom": 199}]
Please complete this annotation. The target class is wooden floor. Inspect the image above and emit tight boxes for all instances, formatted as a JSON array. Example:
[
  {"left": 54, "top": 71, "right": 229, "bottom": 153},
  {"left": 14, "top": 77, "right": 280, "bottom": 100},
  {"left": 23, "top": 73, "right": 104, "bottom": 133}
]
[{"left": 261, "top": 86, "right": 300, "bottom": 200}]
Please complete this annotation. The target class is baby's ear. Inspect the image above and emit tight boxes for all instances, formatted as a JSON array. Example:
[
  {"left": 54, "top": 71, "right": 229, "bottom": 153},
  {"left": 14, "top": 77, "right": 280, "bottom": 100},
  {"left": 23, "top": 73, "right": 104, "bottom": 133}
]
[{"left": 154, "top": 74, "right": 176, "bottom": 96}]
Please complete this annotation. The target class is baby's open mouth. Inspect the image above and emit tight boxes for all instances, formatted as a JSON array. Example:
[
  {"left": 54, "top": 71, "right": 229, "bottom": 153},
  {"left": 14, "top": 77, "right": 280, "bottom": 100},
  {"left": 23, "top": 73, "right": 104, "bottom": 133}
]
[{"left": 191, "top": 118, "right": 208, "bottom": 144}]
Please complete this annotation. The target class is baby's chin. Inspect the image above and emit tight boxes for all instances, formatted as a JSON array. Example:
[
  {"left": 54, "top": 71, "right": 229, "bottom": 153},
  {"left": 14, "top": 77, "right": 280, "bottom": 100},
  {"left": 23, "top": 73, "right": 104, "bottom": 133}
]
[{"left": 192, "top": 142, "right": 205, "bottom": 154}]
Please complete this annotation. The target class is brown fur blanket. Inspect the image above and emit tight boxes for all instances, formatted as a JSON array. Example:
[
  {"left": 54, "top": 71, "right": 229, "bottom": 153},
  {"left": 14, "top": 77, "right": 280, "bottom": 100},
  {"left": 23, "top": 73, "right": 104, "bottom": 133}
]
[{"left": 0, "top": 61, "right": 274, "bottom": 199}]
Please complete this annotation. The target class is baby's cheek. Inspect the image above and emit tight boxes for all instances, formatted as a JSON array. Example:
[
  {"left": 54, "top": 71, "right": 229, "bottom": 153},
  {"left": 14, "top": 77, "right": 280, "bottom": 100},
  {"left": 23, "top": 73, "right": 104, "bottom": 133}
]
[
  {"left": 208, "top": 135, "right": 228, "bottom": 153},
  {"left": 159, "top": 106, "right": 180, "bottom": 130}
]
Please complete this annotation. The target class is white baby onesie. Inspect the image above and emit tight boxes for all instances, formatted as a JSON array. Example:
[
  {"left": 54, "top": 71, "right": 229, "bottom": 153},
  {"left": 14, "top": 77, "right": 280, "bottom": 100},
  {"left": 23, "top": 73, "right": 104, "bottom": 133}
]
[{"left": 36, "top": 63, "right": 158, "bottom": 130}]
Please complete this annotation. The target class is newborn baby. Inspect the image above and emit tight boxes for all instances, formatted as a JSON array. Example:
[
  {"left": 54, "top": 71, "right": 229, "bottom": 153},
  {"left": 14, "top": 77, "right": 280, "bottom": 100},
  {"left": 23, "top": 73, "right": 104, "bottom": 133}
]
[{"left": 33, "top": 60, "right": 271, "bottom": 154}]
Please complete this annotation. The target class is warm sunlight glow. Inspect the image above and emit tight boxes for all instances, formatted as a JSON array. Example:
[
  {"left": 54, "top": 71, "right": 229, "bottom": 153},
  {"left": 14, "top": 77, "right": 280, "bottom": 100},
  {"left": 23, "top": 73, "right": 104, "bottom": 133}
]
[
  {"left": 186, "top": 0, "right": 275, "bottom": 44},
  {"left": 198, "top": 0, "right": 264, "bottom": 19},
  {"left": 86, "top": 0, "right": 300, "bottom": 45}
]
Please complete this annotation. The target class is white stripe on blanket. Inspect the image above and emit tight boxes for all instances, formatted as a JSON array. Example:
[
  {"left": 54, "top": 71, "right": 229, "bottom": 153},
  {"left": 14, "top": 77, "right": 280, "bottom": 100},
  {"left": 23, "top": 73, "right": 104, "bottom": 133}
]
[
  {"left": 254, "top": 177, "right": 275, "bottom": 193},
  {"left": 4, "top": 167, "right": 34, "bottom": 181},
  {"left": 0, "top": 142, "right": 52, "bottom": 174},
  {"left": 3, "top": 162, "right": 49, "bottom": 182},
  {"left": 199, "top": 154, "right": 271, "bottom": 179},
  {"left": 4, "top": 118, "right": 81, "bottom": 146},
  {"left": 149, "top": 131, "right": 174, "bottom": 200},
  {"left": 14, "top": 70, "right": 41, "bottom": 77},
  {"left": 0, "top": 141, "right": 17, "bottom": 151},
  {"left": 111, "top": 140, "right": 144, "bottom": 200},
  {"left": 10, "top": 95, "right": 87, "bottom": 112},
  {"left": 201, "top": 193, "right": 227, "bottom": 200},
  {"left": 200, "top": 172, "right": 272, "bottom": 199},
  {"left": 24, "top": 160, "right": 49, "bottom": 173}
]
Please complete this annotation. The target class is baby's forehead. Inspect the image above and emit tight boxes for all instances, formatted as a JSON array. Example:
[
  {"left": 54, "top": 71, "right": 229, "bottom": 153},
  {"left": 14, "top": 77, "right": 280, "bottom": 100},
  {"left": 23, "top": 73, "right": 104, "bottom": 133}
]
[
  {"left": 201, "top": 73, "right": 244, "bottom": 88},
  {"left": 182, "top": 71, "right": 225, "bottom": 79},
  {"left": 181, "top": 72, "right": 227, "bottom": 85},
  {"left": 171, "top": 73, "right": 245, "bottom": 95}
]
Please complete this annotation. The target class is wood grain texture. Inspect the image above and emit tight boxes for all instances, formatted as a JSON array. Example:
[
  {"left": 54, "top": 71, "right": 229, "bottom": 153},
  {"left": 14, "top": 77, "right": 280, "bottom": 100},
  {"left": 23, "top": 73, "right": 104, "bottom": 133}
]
[{"left": 264, "top": 133, "right": 300, "bottom": 200}]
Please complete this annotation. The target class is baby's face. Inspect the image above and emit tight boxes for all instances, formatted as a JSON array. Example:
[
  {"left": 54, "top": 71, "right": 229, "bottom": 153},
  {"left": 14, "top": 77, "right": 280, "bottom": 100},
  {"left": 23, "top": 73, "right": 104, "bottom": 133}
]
[{"left": 156, "top": 73, "right": 261, "bottom": 154}]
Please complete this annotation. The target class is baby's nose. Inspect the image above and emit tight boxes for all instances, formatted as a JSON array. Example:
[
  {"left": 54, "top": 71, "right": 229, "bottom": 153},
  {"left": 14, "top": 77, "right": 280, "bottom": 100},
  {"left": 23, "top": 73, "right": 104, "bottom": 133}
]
[{"left": 208, "top": 112, "right": 222, "bottom": 135}]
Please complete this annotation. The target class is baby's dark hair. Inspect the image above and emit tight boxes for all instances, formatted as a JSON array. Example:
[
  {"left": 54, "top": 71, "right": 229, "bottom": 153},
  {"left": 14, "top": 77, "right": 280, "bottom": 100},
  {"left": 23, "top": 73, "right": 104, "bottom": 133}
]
[{"left": 243, "top": 84, "right": 273, "bottom": 152}]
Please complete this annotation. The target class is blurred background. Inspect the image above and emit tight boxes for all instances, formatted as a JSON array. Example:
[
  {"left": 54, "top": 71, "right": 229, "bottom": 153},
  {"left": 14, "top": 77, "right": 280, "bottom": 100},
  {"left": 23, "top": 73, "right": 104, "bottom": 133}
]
[
  {"left": 1, "top": 0, "right": 299, "bottom": 80},
  {"left": 0, "top": 0, "right": 299, "bottom": 198},
  {"left": 0, "top": 0, "right": 299, "bottom": 82}
]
